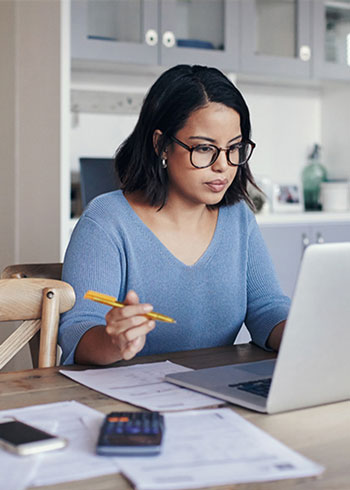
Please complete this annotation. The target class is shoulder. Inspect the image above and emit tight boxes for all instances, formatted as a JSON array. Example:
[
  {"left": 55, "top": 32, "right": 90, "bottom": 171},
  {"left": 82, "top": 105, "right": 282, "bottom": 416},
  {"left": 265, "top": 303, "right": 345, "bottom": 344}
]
[
  {"left": 81, "top": 190, "right": 131, "bottom": 227},
  {"left": 220, "top": 200, "right": 256, "bottom": 230},
  {"left": 215, "top": 201, "right": 258, "bottom": 251},
  {"left": 84, "top": 189, "right": 125, "bottom": 216},
  {"left": 70, "top": 190, "right": 139, "bottom": 249}
]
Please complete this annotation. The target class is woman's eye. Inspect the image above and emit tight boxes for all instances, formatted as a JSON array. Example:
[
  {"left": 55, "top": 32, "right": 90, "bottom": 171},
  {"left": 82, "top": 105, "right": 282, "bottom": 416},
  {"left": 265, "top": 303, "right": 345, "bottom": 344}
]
[
  {"left": 229, "top": 143, "right": 242, "bottom": 151},
  {"left": 196, "top": 145, "right": 213, "bottom": 153}
]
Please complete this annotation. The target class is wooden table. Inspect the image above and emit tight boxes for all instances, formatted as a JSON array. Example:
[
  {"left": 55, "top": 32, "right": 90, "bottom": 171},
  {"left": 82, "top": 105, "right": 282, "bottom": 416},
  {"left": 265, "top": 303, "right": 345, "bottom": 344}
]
[{"left": 1, "top": 344, "right": 349, "bottom": 490}]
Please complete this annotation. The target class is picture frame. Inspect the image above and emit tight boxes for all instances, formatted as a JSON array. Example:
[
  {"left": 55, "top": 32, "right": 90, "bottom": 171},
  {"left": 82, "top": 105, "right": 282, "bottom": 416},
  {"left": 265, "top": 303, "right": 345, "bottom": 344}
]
[{"left": 272, "top": 183, "right": 304, "bottom": 213}]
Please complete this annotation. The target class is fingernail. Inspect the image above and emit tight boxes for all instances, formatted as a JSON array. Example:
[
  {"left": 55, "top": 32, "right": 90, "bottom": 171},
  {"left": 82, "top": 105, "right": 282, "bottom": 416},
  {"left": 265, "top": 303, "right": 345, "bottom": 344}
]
[
  {"left": 143, "top": 304, "right": 153, "bottom": 312},
  {"left": 148, "top": 321, "right": 155, "bottom": 328}
]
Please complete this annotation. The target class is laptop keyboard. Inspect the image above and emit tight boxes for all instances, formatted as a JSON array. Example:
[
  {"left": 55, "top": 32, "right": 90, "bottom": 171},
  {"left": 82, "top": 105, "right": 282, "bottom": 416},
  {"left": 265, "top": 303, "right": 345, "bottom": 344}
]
[{"left": 228, "top": 378, "right": 272, "bottom": 398}]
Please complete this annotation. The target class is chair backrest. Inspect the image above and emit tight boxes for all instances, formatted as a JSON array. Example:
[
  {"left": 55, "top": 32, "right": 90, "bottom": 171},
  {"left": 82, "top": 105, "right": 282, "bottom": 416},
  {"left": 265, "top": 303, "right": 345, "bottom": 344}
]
[
  {"left": 2, "top": 263, "right": 63, "bottom": 280},
  {"left": 0, "top": 272, "right": 75, "bottom": 370},
  {"left": 79, "top": 157, "right": 120, "bottom": 209}
]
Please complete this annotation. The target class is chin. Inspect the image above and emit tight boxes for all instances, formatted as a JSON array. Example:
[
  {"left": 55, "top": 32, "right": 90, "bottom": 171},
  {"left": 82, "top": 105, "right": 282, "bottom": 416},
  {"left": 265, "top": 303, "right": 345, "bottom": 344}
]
[
  {"left": 205, "top": 195, "right": 225, "bottom": 207},
  {"left": 207, "top": 188, "right": 227, "bottom": 201}
]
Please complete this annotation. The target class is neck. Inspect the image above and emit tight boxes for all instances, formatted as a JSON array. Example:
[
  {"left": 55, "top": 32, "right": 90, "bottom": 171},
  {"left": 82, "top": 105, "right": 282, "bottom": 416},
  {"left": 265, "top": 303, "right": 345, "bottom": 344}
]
[
  {"left": 160, "top": 196, "right": 213, "bottom": 229},
  {"left": 124, "top": 190, "right": 217, "bottom": 231}
]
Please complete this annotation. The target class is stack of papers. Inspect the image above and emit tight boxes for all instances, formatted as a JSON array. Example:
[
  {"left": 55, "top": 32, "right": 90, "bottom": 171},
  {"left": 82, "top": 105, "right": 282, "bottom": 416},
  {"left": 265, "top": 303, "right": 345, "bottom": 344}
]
[
  {"left": 116, "top": 408, "right": 324, "bottom": 490},
  {"left": 0, "top": 450, "right": 38, "bottom": 490},
  {"left": 0, "top": 401, "right": 118, "bottom": 489},
  {"left": 81, "top": 404, "right": 324, "bottom": 490},
  {"left": 0, "top": 362, "right": 324, "bottom": 490}
]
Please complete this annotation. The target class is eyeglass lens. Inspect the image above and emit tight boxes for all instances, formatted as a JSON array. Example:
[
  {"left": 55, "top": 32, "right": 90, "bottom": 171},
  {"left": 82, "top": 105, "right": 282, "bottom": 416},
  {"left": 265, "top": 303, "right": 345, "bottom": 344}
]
[{"left": 191, "top": 143, "right": 253, "bottom": 168}]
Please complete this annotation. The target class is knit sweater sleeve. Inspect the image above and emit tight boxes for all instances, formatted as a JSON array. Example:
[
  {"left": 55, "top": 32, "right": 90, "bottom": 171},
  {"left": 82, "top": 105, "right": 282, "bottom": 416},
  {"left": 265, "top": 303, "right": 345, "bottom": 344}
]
[
  {"left": 244, "top": 216, "right": 291, "bottom": 350},
  {"left": 58, "top": 214, "right": 125, "bottom": 365}
]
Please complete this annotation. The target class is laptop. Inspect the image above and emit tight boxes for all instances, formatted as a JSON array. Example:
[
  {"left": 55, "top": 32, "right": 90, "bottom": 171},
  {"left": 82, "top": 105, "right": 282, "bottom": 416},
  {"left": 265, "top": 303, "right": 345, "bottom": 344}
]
[{"left": 165, "top": 242, "right": 350, "bottom": 414}]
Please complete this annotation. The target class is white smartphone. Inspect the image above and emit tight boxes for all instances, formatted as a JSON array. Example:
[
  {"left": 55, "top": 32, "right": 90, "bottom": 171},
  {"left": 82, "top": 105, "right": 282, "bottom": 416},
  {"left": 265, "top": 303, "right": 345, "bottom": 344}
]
[{"left": 0, "top": 418, "right": 67, "bottom": 456}]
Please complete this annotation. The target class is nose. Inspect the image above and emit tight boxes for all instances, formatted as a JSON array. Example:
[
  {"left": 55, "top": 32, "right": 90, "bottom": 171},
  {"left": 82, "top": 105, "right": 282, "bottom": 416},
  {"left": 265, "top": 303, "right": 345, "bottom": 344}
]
[{"left": 211, "top": 149, "right": 229, "bottom": 172}]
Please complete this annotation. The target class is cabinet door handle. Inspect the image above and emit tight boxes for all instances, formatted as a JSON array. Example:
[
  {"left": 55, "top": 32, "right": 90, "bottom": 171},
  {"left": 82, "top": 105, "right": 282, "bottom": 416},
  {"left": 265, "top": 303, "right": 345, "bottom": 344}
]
[
  {"left": 145, "top": 29, "right": 158, "bottom": 46},
  {"left": 299, "top": 45, "right": 311, "bottom": 61},
  {"left": 316, "top": 232, "right": 324, "bottom": 244},
  {"left": 162, "top": 31, "right": 176, "bottom": 48},
  {"left": 302, "top": 233, "right": 310, "bottom": 252}
]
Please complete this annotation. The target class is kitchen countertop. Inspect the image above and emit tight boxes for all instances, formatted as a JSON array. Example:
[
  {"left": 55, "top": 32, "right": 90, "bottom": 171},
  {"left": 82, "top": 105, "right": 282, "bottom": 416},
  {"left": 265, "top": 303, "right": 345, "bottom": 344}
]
[{"left": 255, "top": 211, "right": 350, "bottom": 225}]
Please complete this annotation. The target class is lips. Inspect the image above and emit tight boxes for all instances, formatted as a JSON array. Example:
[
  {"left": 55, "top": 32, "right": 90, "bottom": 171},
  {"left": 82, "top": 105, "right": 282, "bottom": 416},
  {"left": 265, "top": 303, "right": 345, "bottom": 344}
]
[{"left": 205, "top": 179, "right": 228, "bottom": 192}]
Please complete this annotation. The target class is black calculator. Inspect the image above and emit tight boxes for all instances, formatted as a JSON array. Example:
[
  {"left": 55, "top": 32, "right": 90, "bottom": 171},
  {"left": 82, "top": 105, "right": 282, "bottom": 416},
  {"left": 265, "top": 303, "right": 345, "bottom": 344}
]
[{"left": 96, "top": 411, "right": 164, "bottom": 456}]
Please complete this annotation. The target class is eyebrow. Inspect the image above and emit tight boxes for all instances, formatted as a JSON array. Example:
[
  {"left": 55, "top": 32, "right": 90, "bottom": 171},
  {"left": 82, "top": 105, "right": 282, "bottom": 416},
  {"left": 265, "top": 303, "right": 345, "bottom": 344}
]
[{"left": 188, "top": 134, "right": 242, "bottom": 144}]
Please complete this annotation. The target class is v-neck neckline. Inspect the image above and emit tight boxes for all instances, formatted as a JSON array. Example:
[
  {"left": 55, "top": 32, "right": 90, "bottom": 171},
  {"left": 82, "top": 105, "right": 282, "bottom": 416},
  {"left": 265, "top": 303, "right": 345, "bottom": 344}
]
[{"left": 120, "top": 192, "right": 224, "bottom": 269}]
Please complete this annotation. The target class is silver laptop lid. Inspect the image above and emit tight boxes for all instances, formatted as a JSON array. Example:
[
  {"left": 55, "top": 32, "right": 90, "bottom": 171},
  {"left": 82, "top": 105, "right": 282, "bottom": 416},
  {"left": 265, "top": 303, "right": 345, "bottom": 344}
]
[{"left": 267, "top": 242, "right": 350, "bottom": 413}]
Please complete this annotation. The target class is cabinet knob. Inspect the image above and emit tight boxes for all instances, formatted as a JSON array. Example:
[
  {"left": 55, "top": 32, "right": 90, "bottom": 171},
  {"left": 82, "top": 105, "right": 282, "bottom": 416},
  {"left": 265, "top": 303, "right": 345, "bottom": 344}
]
[
  {"left": 162, "top": 31, "right": 176, "bottom": 48},
  {"left": 316, "top": 232, "right": 324, "bottom": 244},
  {"left": 145, "top": 29, "right": 158, "bottom": 46},
  {"left": 302, "top": 233, "right": 310, "bottom": 252},
  {"left": 299, "top": 45, "right": 311, "bottom": 61}
]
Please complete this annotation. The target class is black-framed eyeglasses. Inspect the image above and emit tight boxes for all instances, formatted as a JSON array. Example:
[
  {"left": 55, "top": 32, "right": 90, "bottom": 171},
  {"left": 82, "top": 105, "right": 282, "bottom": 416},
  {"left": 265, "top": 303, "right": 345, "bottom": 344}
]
[{"left": 170, "top": 136, "right": 256, "bottom": 169}]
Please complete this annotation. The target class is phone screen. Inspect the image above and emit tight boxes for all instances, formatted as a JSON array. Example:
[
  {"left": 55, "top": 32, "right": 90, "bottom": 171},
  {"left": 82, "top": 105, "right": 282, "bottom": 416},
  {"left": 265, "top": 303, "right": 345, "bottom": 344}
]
[{"left": 0, "top": 421, "right": 55, "bottom": 445}]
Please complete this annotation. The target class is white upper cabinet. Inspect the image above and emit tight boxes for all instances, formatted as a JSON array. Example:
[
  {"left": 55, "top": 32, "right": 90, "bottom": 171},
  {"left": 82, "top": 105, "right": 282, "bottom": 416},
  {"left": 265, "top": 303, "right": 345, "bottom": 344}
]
[
  {"left": 71, "top": 1, "right": 350, "bottom": 82},
  {"left": 71, "top": 0, "right": 159, "bottom": 65},
  {"left": 240, "top": 0, "right": 312, "bottom": 79},
  {"left": 313, "top": 0, "right": 350, "bottom": 80},
  {"left": 158, "top": 0, "right": 239, "bottom": 70},
  {"left": 71, "top": 0, "right": 240, "bottom": 72}
]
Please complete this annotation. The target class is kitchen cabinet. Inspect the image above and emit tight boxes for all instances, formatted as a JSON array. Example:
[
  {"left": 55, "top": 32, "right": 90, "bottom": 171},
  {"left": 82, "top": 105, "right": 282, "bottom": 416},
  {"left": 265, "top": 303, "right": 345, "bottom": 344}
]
[
  {"left": 239, "top": 0, "right": 350, "bottom": 82},
  {"left": 159, "top": 0, "right": 239, "bottom": 69},
  {"left": 71, "top": 0, "right": 159, "bottom": 65},
  {"left": 71, "top": 0, "right": 350, "bottom": 83},
  {"left": 71, "top": 0, "right": 240, "bottom": 72},
  {"left": 260, "top": 220, "right": 350, "bottom": 298},
  {"left": 240, "top": 0, "right": 312, "bottom": 79},
  {"left": 313, "top": 0, "right": 350, "bottom": 81}
]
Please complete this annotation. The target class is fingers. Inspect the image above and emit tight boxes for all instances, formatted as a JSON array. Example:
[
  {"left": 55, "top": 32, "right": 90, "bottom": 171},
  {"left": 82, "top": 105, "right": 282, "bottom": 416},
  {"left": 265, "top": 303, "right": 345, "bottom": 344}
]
[
  {"left": 107, "top": 319, "right": 155, "bottom": 343},
  {"left": 104, "top": 289, "right": 155, "bottom": 361},
  {"left": 108, "top": 321, "right": 155, "bottom": 360},
  {"left": 105, "top": 298, "right": 153, "bottom": 337},
  {"left": 123, "top": 289, "right": 140, "bottom": 305},
  {"left": 122, "top": 337, "right": 146, "bottom": 361},
  {"left": 105, "top": 291, "right": 153, "bottom": 327}
]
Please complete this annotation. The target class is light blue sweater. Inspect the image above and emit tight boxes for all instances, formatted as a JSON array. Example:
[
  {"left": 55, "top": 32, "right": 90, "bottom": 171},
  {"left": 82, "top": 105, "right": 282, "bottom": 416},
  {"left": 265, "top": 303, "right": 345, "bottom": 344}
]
[{"left": 59, "top": 191, "right": 290, "bottom": 365}]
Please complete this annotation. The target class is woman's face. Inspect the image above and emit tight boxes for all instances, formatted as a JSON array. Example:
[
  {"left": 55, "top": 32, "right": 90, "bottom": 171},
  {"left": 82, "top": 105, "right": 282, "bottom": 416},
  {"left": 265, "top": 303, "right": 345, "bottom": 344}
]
[{"left": 164, "top": 102, "right": 241, "bottom": 207}]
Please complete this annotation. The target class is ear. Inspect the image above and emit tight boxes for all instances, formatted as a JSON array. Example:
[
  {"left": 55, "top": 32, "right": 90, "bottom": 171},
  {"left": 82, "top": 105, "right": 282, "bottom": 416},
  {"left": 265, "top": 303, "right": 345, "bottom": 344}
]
[{"left": 153, "top": 129, "right": 167, "bottom": 158}]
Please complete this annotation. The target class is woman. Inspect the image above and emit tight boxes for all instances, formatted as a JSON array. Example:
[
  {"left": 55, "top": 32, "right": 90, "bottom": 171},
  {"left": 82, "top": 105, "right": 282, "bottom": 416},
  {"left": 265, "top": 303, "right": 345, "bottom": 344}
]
[{"left": 59, "top": 64, "right": 290, "bottom": 366}]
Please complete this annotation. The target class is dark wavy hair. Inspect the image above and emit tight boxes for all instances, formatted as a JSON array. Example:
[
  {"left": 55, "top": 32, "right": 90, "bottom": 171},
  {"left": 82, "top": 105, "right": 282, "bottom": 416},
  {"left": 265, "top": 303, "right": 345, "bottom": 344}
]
[{"left": 115, "top": 64, "right": 257, "bottom": 209}]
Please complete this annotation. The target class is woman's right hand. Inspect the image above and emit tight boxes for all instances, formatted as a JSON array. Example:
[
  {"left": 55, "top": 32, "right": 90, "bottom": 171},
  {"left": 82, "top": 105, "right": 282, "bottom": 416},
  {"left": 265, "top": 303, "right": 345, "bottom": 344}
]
[{"left": 105, "top": 290, "right": 156, "bottom": 361}]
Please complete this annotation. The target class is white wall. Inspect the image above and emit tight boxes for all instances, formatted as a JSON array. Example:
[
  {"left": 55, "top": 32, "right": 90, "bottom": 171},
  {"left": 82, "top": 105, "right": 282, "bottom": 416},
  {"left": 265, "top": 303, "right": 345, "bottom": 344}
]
[
  {"left": 0, "top": 1, "right": 16, "bottom": 273},
  {"left": 239, "top": 82, "right": 322, "bottom": 184},
  {"left": 0, "top": 0, "right": 70, "bottom": 372},
  {"left": 321, "top": 82, "right": 350, "bottom": 181},
  {"left": 0, "top": 0, "right": 70, "bottom": 269},
  {"left": 71, "top": 113, "right": 138, "bottom": 172}
]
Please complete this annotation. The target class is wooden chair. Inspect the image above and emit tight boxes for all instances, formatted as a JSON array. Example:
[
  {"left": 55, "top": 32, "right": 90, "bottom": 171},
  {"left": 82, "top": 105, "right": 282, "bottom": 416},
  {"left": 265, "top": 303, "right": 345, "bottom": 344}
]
[
  {"left": 2, "top": 263, "right": 63, "bottom": 280},
  {"left": 0, "top": 277, "right": 75, "bottom": 370}
]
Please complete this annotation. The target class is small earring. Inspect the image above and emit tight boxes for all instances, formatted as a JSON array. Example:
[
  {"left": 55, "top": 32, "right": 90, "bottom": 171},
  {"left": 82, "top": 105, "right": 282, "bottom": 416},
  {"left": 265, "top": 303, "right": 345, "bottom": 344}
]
[{"left": 161, "top": 158, "right": 168, "bottom": 169}]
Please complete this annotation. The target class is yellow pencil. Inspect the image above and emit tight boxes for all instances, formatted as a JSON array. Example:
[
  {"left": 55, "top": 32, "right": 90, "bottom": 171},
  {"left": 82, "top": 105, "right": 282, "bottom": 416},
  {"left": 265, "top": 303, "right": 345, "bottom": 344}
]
[{"left": 84, "top": 290, "right": 176, "bottom": 324}]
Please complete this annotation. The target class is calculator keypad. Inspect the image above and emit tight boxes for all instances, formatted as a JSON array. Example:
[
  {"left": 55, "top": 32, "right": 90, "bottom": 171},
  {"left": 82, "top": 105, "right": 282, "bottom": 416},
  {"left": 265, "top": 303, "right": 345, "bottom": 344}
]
[{"left": 97, "top": 410, "right": 164, "bottom": 455}]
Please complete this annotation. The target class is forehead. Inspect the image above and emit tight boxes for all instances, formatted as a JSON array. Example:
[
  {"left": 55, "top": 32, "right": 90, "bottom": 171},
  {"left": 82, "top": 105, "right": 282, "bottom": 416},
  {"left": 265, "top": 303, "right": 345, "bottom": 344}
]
[{"left": 180, "top": 102, "right": 241, "bottom": 136}]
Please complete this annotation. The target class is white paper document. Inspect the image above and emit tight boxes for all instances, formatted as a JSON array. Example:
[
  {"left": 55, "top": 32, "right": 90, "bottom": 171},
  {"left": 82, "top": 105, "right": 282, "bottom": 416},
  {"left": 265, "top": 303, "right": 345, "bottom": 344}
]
[
  {"left": 116, "top": 408, "right": 324, "bottom": 490},
  {"left": 60, "top": 361, "right": 222, "bottom": 411},
  {"left": 0, "top": 401, "right": 119, "bottom": 487},
  {"left": 0, "top": 449, "right": 39, "bottom": 490}
]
